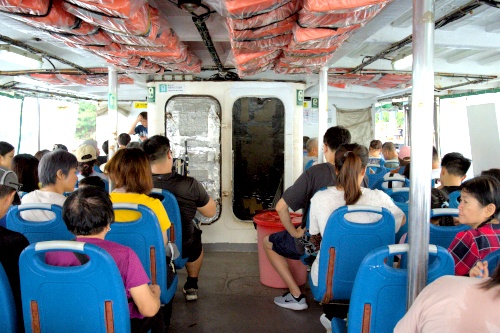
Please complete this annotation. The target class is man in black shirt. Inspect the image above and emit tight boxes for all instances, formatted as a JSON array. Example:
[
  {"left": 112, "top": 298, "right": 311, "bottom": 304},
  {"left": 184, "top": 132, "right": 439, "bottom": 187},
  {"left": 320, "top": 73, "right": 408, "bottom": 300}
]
[
  {"left": 263, "top": 126, "right": 362, "bottom": 310},
  {"left": 142, "top": 135, "right": 216, "bottom": 302}
]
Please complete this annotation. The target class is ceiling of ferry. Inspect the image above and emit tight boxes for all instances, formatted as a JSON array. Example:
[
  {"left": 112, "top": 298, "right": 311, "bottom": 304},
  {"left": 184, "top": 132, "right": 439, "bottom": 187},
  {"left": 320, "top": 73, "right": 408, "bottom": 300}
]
[{"left": 0, "top": 0, "right": 498, "bottom": 102}]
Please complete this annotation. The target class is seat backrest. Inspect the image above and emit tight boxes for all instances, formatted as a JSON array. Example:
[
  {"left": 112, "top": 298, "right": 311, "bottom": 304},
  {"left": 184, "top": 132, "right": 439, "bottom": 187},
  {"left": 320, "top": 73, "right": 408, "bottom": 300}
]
[
  {"left": 371, "top": 175, "right": 410, "bottom": 191},
  {"left": 6, "top": 204, "right": 73, "bottom": 243},
  {"left": 346, "top": 244, "right": 454, "bottom": 333},
  {"left": 19, "top": 241, "right": 130, "bottom": 333},
  {"left": 150, "top": 188, "right": 187, "bottom": 269},
  {"left": 448, "top": 190, "right": 461, "bottom": 208},
  {"left": 0, "top": 262, "right": 16, "bottom": 333},
  {"left": 429, "top": 208, "right": 470, "bottom": 249},
  {"left": 483, "top": 249, "right": 500, "bottom": 271},
  {"left": 312, "top": 205, "right": 396, "bottom": 303},
  {"left": 385, "top": 187, "right": 410, "bottom": 203},
  {"left": 107, "top": 203, "right": 176, "bottom": 304},
  {"left": 366, "top": 165, "right": 388, "bottom": 189}
]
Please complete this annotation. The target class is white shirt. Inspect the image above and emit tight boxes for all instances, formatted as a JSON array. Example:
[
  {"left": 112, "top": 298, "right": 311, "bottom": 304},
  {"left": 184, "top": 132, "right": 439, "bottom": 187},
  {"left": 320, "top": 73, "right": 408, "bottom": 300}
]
[
  {"left": 20, "top": 190, "right": 66, "bottom": 221},
  {"left": 309, "top": 186, "right": 404, "bottom": 286},
  {"left": 394, "top": 276, "right": 500, "bottom": 333}
]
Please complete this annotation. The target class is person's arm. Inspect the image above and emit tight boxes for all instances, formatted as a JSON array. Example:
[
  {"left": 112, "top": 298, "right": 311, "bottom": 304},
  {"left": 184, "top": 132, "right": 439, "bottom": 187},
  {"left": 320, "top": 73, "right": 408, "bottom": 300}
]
[
  {"left": 197, "top": 198, "right": 216, "bottom": 217},
  {"left": 128, "top": 115, "right": 141, "bottom": 135},
  {"left": 129, "top": 283, "right": 161, "bottom": 317},
  {"left": 276, "top": 198, "right": 305, "bottom": 238}
]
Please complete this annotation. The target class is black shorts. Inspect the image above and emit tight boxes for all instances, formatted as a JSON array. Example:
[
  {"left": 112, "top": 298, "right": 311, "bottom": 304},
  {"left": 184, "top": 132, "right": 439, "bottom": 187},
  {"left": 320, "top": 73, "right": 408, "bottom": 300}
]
[
  {"left": 268, "top": 230, "right": 304, "bottom": 260},
  {"left": 183, "top": 227, "right": 203, "bottom": 262}
]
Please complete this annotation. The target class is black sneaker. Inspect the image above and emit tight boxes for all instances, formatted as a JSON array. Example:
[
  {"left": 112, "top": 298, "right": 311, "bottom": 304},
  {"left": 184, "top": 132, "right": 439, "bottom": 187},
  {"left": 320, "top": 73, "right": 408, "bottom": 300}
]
[{"left": 183, "top": 287, "right": 198, "bottom": 301}]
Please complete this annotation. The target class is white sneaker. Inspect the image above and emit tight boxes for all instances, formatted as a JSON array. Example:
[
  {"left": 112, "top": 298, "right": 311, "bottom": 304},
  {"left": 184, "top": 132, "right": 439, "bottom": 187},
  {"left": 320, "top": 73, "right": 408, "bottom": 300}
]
[
  {"left": 320, "top": 313, "right": 332, "bottom": 333},
  {"left": 273, "top": 292, "right": 308, "bottom": 310}
]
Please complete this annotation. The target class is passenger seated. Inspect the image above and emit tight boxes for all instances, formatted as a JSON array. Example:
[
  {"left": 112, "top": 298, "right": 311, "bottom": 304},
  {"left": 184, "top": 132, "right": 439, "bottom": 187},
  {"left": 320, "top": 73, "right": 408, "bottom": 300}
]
[
  {"left": 118, "top": 133, "right": 132, "bottom": 149},
  {"left": 381, "top": 141, "right": 400, "bottom": 170},
  {"left": 448, "top": 175, "right": 500, "bottom": 276},
  {"left": 438, "top": 152, "right": 471, "bottom": 195},
  {"left": 78, "top": 176, "right": 106, "bottom": 189},
  {"left": 430, "top": 188, "right": 457, "bottom": 226},
  {"left": 394, "top": 260, "right": 500, "bottom": 332},
  {"left": 481, "top": 168, "right": 500, "bottom": 184},
  {"left": 105, "top": 148, "right": 171, "bottom": 247},
  {"left": 143, "top": 135, "right": 217, "bottom": 302},
  {"left": 45, "top": 186, "right": 166, "bottom": 332},
  {"left": 75, "top": 144, "right": 108, "bottom": 183},
  {"left": 21, "top": 150, "right": 78, "bottom": 221},
  {"left": 368, "top": 139, "right": 385, "bottom": 167},
  {"left": 380, "top": 145, "right": 410, "bottom": 188},
  {"left": 0, "top": 171, "right": 29, "bottom": 332},
  {"left": 263, "top": 126, "right": 355, "bottom": 311},
  {"left": 11, "top": 153, "right": 40, "bottom": 193},
  {"left": 303, "top": 137, "right": 318, "bottom": 171},
  {"left": 308, "top": 143, "right": 405, "bottom": 287}
]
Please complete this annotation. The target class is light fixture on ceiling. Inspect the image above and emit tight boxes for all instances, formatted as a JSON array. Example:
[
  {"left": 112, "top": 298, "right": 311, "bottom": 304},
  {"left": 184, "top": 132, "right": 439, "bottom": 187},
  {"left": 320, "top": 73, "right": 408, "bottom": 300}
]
[
  {"left": 178, "top": 0, "right": 201, "bottom": 13},
  {"left": 392, "top": 54, "right": 413, "bottom": 70},
  {"left": 0, "top": 44, "right": 43, "bottom": 68}
]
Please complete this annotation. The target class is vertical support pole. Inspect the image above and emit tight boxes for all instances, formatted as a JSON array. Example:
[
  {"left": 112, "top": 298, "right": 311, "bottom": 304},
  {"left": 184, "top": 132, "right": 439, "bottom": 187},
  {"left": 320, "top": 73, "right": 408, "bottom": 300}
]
[
  {"left": 108, "top": 66, "right": 118, "bottom": 192},
  {"left": 37, "top": 97, "right": 41, "bottom": 152},
  {"left": 317, "top": 66, "right": 329, "bottom": 164},
  {"left": 407, "top": 0, "right": 435, "bottom": 308}
]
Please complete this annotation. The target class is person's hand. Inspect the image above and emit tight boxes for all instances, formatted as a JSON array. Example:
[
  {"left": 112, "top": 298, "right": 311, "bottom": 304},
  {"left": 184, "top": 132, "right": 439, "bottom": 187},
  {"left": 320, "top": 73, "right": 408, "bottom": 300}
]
[
  {"left": 294, "top": 225, "right": 306, "bottom": 238},
  {"left": 149, "top": 284, "right": 161, "bottom": 298},
  {"left": 469, "top": 261, "right": 489, "bottom": 278}
]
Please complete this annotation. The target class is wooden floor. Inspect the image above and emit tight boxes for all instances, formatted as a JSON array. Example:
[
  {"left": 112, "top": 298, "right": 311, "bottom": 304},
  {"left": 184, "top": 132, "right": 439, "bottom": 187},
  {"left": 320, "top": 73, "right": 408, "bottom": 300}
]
[{"left": 168, "top": 251, "right": 326, "bottom": 333}]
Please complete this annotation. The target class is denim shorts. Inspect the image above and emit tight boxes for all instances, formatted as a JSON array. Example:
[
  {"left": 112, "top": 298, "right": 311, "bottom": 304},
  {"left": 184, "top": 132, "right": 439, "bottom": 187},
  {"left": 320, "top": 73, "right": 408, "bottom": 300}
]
[{"left": 268, "top": 229, "right": 305, "bottom": 260}]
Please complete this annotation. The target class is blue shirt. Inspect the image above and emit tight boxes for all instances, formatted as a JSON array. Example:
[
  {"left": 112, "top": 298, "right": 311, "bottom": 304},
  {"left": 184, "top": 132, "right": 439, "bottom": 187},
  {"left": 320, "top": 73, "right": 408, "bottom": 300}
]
[{"left": 134, "top": 125, "right": 147, "bottom": 137}]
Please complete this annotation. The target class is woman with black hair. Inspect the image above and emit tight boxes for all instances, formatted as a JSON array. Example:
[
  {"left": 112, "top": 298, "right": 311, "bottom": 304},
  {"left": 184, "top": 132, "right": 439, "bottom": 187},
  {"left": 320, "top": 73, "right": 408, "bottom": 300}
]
[
  {"left": 448, "top": 175, "right": 500, "bottom": 276},
  {"left": 308, "top": 143, "right": 406, "bottom": 287}
]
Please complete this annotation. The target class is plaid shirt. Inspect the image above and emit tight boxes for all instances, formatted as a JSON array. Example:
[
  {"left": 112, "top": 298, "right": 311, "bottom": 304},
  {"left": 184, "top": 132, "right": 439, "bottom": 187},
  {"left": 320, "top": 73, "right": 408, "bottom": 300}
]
[{"left": 448, "top": 224, "right": 500, "bottom": 276}]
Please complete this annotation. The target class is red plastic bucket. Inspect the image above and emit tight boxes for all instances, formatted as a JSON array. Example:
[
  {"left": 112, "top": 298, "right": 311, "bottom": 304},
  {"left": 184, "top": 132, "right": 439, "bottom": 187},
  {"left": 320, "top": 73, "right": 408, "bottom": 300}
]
[{"left": 254, "top": 211, "right": 308, "bottom": 288}]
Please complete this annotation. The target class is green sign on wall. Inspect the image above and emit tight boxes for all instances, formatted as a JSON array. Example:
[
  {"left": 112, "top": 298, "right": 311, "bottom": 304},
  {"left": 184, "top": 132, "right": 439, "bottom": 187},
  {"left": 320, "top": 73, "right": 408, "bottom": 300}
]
[{"left": 296, "top": 89, "right": 304, "bottom": 106}]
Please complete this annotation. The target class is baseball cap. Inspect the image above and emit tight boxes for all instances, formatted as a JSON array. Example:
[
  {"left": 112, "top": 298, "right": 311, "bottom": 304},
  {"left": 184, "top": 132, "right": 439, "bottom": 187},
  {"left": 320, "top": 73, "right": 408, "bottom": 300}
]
[
  {"left": 82, "top": 140, "right": 98, "bottom": 150},
  {"left": 75, "top": 144, "right": 97, "bottom": 163},
  {"left": 0, "top": 166, "right": 22, "bottom": 204},
  {"left": 399, "top": 145, "right": 411, "bottom": 160}
]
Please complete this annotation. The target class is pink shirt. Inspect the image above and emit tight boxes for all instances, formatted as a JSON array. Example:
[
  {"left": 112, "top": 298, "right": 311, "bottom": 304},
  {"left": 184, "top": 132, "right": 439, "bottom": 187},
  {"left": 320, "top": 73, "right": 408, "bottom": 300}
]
[
  {"left": 394, "top": 275, "right": 500, "bottom": 333},
  {"left": 45, "top": 237, "right": 150, "bottom": 318}
]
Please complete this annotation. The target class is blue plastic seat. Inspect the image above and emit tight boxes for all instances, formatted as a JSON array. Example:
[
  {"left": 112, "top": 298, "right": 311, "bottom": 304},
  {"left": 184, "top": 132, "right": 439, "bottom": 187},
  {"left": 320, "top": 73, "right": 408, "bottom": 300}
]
[
  {"left": 107, "top": 203, "right": 177, "bottom": 304},
  {"left": 151, "top": 188, "right": 187, "bottom": 269},
  {"left": 448, "top": 190, "right": 461, "bottom": 208},
  {"left": 0, "top": 263, "right": 17, "bottom": 333},
  {"left": 370, "top": 174, "right": 410, "bottom": 191},
  {"left": 430, "top": 208, "right": 470, "bottom": 249},
  {"left": 19, "top": 241, "right": 130, "bottom": 333},
  {"left": 366, "top": 165, "right": 388, "bottom": 189},
  {"left": 331, "top": 244, "right": 454, "bottom": 333},
  {"left": 484, "top": 249, "right": 500, "bottom": 272},
  {"left": 6, "top": 204, "right": 73, "bottom": 243},
  {"left": 385, "top": 187, "right": 410, "bottom": 203},
  {"left": 309, "top": 205, "right": 396, "bottom": 303}
]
